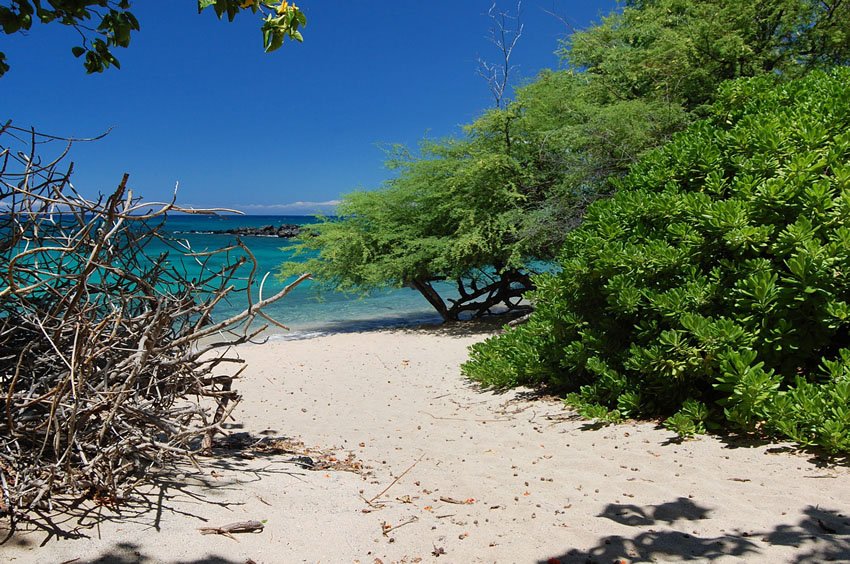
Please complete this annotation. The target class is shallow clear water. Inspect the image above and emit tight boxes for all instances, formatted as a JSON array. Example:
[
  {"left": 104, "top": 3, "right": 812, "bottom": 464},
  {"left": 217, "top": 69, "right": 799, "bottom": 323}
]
[{"left": 160, "top": 215, "right": 444, "bottom": 338}]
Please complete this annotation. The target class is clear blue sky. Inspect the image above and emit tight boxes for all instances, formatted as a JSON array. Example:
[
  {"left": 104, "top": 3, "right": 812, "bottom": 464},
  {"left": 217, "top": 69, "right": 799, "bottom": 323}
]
[{"left": 2, "top": 1, "right": 617, "bottom": 214}]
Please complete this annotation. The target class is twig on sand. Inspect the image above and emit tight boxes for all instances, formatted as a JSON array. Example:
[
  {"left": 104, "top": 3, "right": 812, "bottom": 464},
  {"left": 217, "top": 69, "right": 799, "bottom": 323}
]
[
  {"left": 360, "top": 494, "right": 384, "bottom": 510},
  {"left": 439, "top": 496, "right": 475, "bottom": 505},
  {"left": 381, "top": 516, "right": 419, "bottom": 536},
  {"left": 419, "top": 411, "right": 510, "bottom": 423},
  {"left": 198, "top": 520, "right": 265, "bottom": 541},
  {"left": 368, "top": 454, "right": 425, "bottom": 505}
]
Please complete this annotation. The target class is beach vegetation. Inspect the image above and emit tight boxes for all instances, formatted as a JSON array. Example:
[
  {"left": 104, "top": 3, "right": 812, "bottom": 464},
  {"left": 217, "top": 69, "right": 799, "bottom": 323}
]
[
  {"left": 565, "top": 0, "right": 850, "bottom": 111},
  {"left": 287, "top": 0, "right": 850, "bottom": 325},
  {"left": 0, "top": 0, "right": 306, "bottom": 77},
  {"left": 279, "top": 129, "right": 537, "bottom": 322},
  {"left": 279, "top": 66, "right": 678, "bottom": 322},
  {"left": 464, "top": 69, "right": 850, "bottom": 454},
  {"left": 528, "top": 0, "right": 850, "bottom": 245}
]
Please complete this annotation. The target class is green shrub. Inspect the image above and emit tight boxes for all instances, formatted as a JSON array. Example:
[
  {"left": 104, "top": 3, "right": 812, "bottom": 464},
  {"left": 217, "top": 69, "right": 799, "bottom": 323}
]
[
  {"left": 464, "top": 69, "right": 850, "bottom": 453},
  {"left": 663, "top": 400, "right": 710, "bottom": 438}
]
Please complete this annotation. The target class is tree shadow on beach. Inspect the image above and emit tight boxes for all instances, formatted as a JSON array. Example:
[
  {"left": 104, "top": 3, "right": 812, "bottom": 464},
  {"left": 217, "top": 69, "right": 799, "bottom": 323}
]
[
  {"left": 1, "top": 470, "right": 240, "bottom": 548},
  {"left": 0, "top": 442, "right": 312, "bottom": 549},
  {"left": 401, "top": 311, "right": 531, "bottom": 337},
  {"left": 60, "top": 540, "right": 253, "bottom": 563},
  {"left": 538, "top": 501, "right": 850, "bottom": 564},
  {"left": 0, "top": 429, "right": 355, "bottom": 548}
]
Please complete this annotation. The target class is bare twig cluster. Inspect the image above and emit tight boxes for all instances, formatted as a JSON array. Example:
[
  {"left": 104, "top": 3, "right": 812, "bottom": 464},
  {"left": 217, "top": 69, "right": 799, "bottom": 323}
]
[
  {"left": 477, "top": 1, "right": 524, "bottom": 109},
  {"left": 0, "top": 122, "right": 308, "bottom": 520}
]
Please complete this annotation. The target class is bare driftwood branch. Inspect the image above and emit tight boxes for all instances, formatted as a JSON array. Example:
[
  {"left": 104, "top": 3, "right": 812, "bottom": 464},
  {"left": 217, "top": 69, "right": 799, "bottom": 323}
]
[
  {"left": 199, "top": 520, "right": 265, "bottom": 540},
  {"left": 0, "top": 124, "right": 308, "bottom": 521}
]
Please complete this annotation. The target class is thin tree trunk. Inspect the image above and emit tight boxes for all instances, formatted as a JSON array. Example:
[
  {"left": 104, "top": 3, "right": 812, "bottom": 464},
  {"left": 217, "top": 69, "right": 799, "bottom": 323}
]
[{"left": 410, "top": 278, "right": 453, "bottom": 322}]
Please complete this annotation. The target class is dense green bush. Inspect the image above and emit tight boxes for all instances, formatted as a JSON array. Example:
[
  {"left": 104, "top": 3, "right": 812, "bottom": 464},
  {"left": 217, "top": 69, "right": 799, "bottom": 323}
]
[{"left": 464, "top": 69, "right": 850, "bottom": 453}]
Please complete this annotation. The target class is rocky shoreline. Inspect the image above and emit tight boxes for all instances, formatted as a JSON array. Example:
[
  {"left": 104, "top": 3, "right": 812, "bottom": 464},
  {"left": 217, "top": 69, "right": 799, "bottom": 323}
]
[{"left": 175, "top": 224, "right": 302, "bottom": 238}]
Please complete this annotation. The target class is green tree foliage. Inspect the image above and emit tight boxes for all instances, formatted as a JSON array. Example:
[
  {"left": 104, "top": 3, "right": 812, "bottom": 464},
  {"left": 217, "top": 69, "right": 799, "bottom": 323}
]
[
  {"left": 526, "top": 0, "right": 850, "bottom": 245},
  {"left": 280, "top": 70, "right": 686, "bottom": 320},
  {"left": 0, "top": 0, "right": 306, "bottom": 77},
  {"left": 505, "top": 70, "right": 688, "bottom": 254},
  {"left": 464, "top": 69, "right": 850, "bottom": 453},
  {"left": 517, "top": 0, "right": 850, "bottom": 255},
  {"left": 283, "top": 1, "right": 850, "bottom": 322},
  {"left": 565, "top": 0, "right": 850, "bottom": 110},
  {"left": 280, "top": 128, "right": 536, "bottom": 322}
]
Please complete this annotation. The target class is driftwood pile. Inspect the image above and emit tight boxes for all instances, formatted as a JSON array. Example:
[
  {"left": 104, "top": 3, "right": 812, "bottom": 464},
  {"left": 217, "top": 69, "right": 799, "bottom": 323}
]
[{"left": 0, "top": 123, "right": 307, "bottom": 520}]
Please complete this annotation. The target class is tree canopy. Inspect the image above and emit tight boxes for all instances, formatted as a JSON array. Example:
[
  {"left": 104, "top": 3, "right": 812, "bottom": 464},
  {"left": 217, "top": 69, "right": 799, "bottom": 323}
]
[
  {"left": 0, "top": 0, "right": 306, "bottom": 77},
  {"left": 282, "top": 0, "right": 850, "bottom": 323},
  {"left": 524, "top": 0, "right": 850, "bottom": 252},
  {"left": 279, "top": 70, "right": 684, "bottom": 320},
  {"left": 565, "top": 0, "right": 850, "bottom": 110},
  {"left": 280, "top": 127, "right": 536, "bottom": 322}
]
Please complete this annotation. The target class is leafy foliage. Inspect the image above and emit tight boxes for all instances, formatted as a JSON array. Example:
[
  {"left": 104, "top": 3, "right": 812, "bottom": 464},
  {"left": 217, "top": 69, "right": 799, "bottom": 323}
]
[
  {"left": 504, "top": 70, "right": 688, "bottom": 254},
  {"left": 464, "top": 69, "right": 850, "bottom": 453},
  {"left": 566, "top": 0, "right": 850, "bottom": 110},
  {"left": 280, "top": 0, "right": 850, "bottom": 322},
  {"left": 280, "top": 70, "right": 686, "bottom": 320},
  {"left": 279, "top": 131, "right": 536, "bottom": 321},
  {"left": 0, "top": 0, "right": 306, "bottom": 77},
  {"left": 517, "top": 0, "right": 850, "bottom": 255}
]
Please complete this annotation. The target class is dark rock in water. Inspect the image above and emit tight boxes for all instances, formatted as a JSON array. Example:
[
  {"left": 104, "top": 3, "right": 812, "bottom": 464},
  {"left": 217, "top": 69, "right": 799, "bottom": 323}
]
[
  {"left": 177, "top": 224, "right": 302, "bottom": 238},
  {"left": 222, "top": 224, "right": 302, "bottom": 238}
]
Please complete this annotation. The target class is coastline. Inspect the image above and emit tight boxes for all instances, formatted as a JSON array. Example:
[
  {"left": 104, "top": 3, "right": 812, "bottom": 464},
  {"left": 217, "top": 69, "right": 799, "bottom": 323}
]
[{"left": 3, "top": 325, "right": 849, "bottom": 563}]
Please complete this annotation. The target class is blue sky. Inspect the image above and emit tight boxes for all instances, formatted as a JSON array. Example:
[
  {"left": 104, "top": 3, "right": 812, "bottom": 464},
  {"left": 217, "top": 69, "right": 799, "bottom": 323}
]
[{"left": 2, "top": 1, "right": 617, "bottom": 214}]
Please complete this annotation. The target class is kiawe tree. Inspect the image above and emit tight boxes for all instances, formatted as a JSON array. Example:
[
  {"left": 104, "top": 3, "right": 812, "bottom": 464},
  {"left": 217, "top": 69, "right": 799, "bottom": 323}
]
[
  {"left": 280, "top": 130, "right": 537, "bottom": 322},
  {"left": 0, "top": 0, "right": 306, "bottom": 76},
  {"left": 277, "top": 69, "right": 674, "bottom": 322},
  {"left": 281, "top": 2, "right": 542, "bottom": 322},
  {"left": 280, "top": 0, "right": 850, "bottom": 323}
]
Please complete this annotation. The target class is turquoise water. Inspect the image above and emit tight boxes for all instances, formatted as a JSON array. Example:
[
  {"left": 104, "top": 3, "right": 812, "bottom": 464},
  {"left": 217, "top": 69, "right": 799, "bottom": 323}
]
[{"left": 159, "top": 214, "right": 443, "bottom": 338}]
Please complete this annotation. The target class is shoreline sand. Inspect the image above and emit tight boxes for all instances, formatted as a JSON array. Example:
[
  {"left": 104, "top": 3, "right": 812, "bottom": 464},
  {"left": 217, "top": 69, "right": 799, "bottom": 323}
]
[{"left": 3, "top": 325, "right": 849, "bottom": 563}]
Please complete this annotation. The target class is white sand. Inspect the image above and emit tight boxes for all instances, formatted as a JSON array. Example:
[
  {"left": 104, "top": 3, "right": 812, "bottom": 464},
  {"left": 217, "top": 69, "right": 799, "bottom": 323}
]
[{"left": 3, "top": 325, "right": 849, "bottom": 563}]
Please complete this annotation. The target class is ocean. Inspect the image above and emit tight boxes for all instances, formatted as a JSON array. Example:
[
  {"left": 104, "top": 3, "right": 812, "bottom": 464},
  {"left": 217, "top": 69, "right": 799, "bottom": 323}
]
[{"left": 159, "top": 214, "right": 444, "bottom": 339}]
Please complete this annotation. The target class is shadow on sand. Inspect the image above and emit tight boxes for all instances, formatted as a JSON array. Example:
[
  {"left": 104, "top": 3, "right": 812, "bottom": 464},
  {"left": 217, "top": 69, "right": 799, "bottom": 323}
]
[
  {"left": 74, "top": 541, "right": 252, "bottom": 564},
  {"left": 0, "top": 433, "right": 319, "bottom": 555},
  {"left": 268, "top": 307, "right": 527, "bottom": 341},
  {"left": 538, "top": 500, "right": 850, "bottom": 563}
]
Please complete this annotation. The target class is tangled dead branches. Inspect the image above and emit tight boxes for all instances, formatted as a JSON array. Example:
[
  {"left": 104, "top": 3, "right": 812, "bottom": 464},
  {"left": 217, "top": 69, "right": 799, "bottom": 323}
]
[{"left": 0, "top": 122, "right": 308, "bottom": 520}]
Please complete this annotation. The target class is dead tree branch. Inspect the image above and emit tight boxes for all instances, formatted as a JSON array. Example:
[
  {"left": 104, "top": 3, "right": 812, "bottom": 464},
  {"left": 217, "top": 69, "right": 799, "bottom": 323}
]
[
  {"left": 0, "top": 124, "right": 308, "bottom": 521},
  {"left": 477, "top": 1, "right": 524, "bottom": 109}
]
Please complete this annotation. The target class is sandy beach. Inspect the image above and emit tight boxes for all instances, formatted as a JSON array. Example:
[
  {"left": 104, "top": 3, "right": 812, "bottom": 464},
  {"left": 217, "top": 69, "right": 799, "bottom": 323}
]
[{"left": 3, "top": 324, "right": 849, "bottom": 563}]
